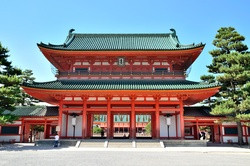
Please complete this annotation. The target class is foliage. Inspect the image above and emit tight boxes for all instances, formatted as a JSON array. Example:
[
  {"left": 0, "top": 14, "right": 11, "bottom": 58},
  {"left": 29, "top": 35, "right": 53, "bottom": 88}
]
[
  {"left": 33, "top": 125, "right": 44, "bottom": 132},
  {"left": 202, "top": 27, "right": 250, "bottom": 145},
  {"left": 93, "top": 125, "right": 102, "bottom": 134},
  {"left": 0, "top": 42, "right": 22, "bottom": 124},
  {"left": 0, "top": 42, "right": 36, "bottom": 124},
  {"left": 145, "top": 121, "right": 151, "bottom": 134},
  {"left": 20, "top": 69, "right": 36, "bottom": 106},
  {"left": 0, "top": 114, "right": 19, "bottom": 124}
]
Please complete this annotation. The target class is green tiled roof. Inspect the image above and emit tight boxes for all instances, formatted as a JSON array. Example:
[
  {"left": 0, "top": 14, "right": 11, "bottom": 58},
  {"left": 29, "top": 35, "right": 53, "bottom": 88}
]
[
  {"left": 184, "top": 106, "right": 227, "bottom": 117},
  {"left": 23, "top": 80, "right": 218, "bottom": 90},
  {"left": 3, "top": 106, "right": 58, "bottom": 117},
  {"left": 38, "top": 29, "right": 204, "bottom": 51}
]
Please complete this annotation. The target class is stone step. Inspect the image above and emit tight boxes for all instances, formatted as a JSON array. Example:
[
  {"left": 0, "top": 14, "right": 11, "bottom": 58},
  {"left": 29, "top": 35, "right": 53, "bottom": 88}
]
[
  {"left": 80, "top": 140, "right": 106, "bottom": 148},
  {"left": 163, "top": 140, "right": 207, "bottom": 147},
  {"left": 108, "top": 140, "right": 133, "bottom": 148},
  {"left": 136, "top": 140, "right": 162, "bottom": 148},
  {"left": 35, "top": 139, "right": 78, "bottom": 147}
]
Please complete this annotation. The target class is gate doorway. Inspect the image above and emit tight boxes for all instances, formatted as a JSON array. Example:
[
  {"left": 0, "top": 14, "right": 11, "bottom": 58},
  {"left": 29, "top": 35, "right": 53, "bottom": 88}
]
[
  {"left": 199, "top": 125, "right": 214, "bottom": 142},
  {"left": 91, "top": 114, "right": 107, "bottom": 138},
  {"left": 24, "top": 124, "right": 45, "bottom": 143},
  {"left": 136, "top": 114, "right": 152, "bottom": 138},
  {"left": 113, "top": 114, "right": 130, "bottom": 139}
]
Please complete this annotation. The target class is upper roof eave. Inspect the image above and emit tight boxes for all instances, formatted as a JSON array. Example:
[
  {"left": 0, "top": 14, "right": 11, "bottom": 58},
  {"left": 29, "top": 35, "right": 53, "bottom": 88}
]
[
  {"left": 37, "top": 42, "right": 205, "bottom": 52},
  {"left": 22, "top": 79, "right": 219, "bottom": 91}
]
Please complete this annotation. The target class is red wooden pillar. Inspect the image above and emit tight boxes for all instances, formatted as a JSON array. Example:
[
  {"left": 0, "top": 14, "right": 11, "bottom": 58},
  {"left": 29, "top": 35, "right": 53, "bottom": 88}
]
[
  {"left": 20, "top": 119, "right": 24, "bottom": 142},
  {"left": 107, "top": 96, "right": 112, "bottom": 139},
  {"left": 110, "top": 113, "right": 114, "bottom": 138},
  {"left": 196, "top": 118, "right": 199, "bottom": 140},
  {"left": 86, "top": 113, "right": 92, "bottom": 138},
  {"left": 24, "top": 123, "right": 30, "bottom": 143},
  {"left": 130, "top": 96, "right": 136, "bottom": 139},
  {"left": 244, "top": 125, "right": 248, "bottom": 144},
  {"left": 151, "top": 113, "right": 156, "bottom": 138},
  {"left": 214, "top": 124, "right": 220, "bottom": 143},
  {"left": 58, "top": 100, "right": 63, "bottom": 137},
  {"left": 65, "top": 113, "right": 68, "bottom": 137},
  {"left": 175, "top": 112, "right": 178, "bottom": 138},
  {"left": 179, "top": 100, "right": 185, "bottom": 139},
  {"left": 44, "top": 119, "right": 47, "bottom": 139},
  {"left": 220, "top": 124, "right": 223, "bottom": 143},
  {"left": 155, "top": 96, "right": 160, "bottom": 139},
  {"left": 82, "top": 97, "right": 87, "bottom": 138}
]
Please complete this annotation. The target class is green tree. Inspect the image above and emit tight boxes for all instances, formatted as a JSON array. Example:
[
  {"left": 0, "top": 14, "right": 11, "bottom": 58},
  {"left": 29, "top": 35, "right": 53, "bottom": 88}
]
[
  {"left": 20, "top": 69, "right": 36, "bottom": 106},
  {"left": 0, "top": 42, "right": 22, "bottom": 124},
  {"left": 202, "top": 27, "right": 250, "bottom": 145},
  {"left": 145, "top": 121, "right": 151, "bottom": 135}
]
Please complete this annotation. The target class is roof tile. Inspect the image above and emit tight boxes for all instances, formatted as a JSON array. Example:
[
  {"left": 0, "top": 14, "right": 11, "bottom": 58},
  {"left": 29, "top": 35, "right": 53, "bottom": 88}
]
[
  {"left": 38, "top": 31, "right": 204, "bottom": 51},
  {"left": 23, "top": 79, "right": 218, "bottom": 90}
]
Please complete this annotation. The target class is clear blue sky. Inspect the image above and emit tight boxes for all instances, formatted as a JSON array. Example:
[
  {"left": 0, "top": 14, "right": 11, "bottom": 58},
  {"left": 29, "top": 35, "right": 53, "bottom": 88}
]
[{"left": 1, "top": 0, "right": 249, "bottom": 82}]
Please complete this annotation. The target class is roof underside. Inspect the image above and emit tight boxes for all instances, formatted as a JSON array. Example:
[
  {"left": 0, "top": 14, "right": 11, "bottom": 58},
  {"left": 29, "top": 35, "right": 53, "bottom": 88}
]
[
  {"left": 184, "top": 107, "right": 218, "bottom": 117},
  {"left": 23, "top": 80, "right": 218, "bottom": 90},
  {"left": 4, "top": 106, "right": 219, "bottom": 118},
  {"left": 38, "top": 30, "right": 204, "bottom": 51},
  {"left": 3, "top": 106, "right": 58, "bottom": 117}
]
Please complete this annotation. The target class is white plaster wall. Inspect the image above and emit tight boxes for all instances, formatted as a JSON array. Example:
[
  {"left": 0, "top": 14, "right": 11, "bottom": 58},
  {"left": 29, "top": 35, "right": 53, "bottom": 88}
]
[
  {"left": 222, "top": 122, "right": 245, "bottom": 126},
  {"left": 177, "top": 114, "right": 181, "bottom": 137},
  {"left": 67, "top": 115, "right": 82, "bottom": 137},
  {"left": 10, "top": 121, "right": 22, "bottom": 125},
  {"left": 160, "top": 115, "right": 177, "bottom": 137},
  {"left": 0, "top": 136, "right": 20, "bottom": 142},
  {"left": 223, "top": 136, "right": 238, "bottom": 143},
  {"left": 61, "top": 114, "right": 67, "bottom": 137},
  {"left": 222, "top": 122, "right": 237, "bottom": 126},
  {"left": 185, "top": 136, "right": 194, "bottom": 139},
  {"left": 223, "top": 137, "right": 247, "bottom": 143}
]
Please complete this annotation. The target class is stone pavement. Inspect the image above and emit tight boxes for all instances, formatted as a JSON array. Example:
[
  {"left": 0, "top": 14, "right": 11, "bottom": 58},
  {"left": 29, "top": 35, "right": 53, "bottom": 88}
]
[{"left": 1, "top": 143, "right": 250, "bottom": 153}]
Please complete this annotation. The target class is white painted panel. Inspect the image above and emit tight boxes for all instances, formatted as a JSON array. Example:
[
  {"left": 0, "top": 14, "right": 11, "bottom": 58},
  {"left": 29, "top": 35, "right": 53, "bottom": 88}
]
[
  {"left": 74, "top": 97, "right": 82, "bottom": 101},
  {"left": 146, "top": 97, "right": 154, "bottom": 101},
  {"left": 0, "top": 136, "right": 20, "bottom": 142},
  {"left": 82, "top": 62, "right": 90, "bottom": 65},
  {"left": 222, "top": 122, "right": 237, "bottom": 125},
  {"left": 134, "top": 62, "right": 141, "bottom": 65},
  {"left": 185, "top": 136, "right": 194, "bottom": 139},
  {"left": 223, "top": 136, "right": 238, "bottom": 143},
  {"left": 160, "top": 115, "right": 176, "bottom": 137},
  {"left": 162, "top": 62, "right": 169, "bottom": 65},
  {"left": 64, "top": 97, "right": 73, "bottom": 101},
  {"left": 223, "top": 136, "right": 247, "bottom": 143},
  {"left": 153, "top": 62, "right": 160, "bottom": 65},
  {"left": 169, "top": 97, "right": 179, "bottom": 101},
  {"left": 102, "top": 62, "right": 109, "bottom": 65},
  {"left": 12, "top": 121, "right": 22, "bottom": 125},
  {"left": 67, "top": 115, "right": 82, "bottom": 137},
  {"left": 74, "top": 62, "right": 81, "bottom": 65},
  {"left": 122, "top": 97, "right": 130, "bottom": 101},
  {"left": 98, "top": 97, "right": 106, "bottom": 101},
  {"left": 142, "top": 62, "right": 149, "bottom": 65}
]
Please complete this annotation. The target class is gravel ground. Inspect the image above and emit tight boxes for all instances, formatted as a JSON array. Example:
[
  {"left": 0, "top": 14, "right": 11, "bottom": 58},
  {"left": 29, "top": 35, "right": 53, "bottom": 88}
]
[{"left": 0, "top": 143, "right": 250, "bottom": 166}]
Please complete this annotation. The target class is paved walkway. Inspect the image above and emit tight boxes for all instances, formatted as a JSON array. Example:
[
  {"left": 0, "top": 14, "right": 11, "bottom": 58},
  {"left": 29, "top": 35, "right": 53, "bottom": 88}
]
[{"left": 1, "top": 143, "right": 250, "bottom": 153}]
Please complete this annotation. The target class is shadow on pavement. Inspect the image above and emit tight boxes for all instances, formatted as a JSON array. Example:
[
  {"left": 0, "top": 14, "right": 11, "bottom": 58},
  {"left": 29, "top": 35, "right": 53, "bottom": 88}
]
[
  {"left": 207, "top": 142, "right": 250, "bottom": 149},
  {"left": 0, "top": 143, "right": 74, "bottom": 151}
]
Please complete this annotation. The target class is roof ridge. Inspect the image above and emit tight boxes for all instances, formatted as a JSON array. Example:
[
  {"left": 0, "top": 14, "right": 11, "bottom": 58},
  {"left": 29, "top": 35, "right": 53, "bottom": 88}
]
[{"left": 72, "top": 33, "right": 172, "bottom": 36}]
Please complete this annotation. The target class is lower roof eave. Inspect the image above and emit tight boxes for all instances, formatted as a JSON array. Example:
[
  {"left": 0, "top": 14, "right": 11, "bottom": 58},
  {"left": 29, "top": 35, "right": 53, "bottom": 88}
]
[{"left": 22, "top": 86, "right": 220, "bottom": 105}]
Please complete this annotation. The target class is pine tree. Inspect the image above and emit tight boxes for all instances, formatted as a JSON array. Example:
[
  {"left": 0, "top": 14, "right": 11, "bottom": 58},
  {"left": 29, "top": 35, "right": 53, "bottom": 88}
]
[
  {"left": 202, "top": 27, "right": 250, "bottom": 145},
  {"left": 20, "top": 69, "right": 36, "bottom": 105},
  {"left": 0, "top": 42, "right": 22, "bottom": 124}
]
